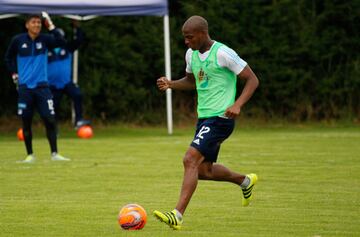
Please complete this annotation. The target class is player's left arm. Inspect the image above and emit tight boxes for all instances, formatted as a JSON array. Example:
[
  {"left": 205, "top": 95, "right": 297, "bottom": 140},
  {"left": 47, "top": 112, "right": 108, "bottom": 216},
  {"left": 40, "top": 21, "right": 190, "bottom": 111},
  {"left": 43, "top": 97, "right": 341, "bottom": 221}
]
[
  {"left": 224, "top": 65, "right": 259, "bottom": 119},
  {"left": 42, "top": 12, "right": 66, "bottom": 49},
  {"left": 45, "top": 28, "right": 67, "bottom": 49}
]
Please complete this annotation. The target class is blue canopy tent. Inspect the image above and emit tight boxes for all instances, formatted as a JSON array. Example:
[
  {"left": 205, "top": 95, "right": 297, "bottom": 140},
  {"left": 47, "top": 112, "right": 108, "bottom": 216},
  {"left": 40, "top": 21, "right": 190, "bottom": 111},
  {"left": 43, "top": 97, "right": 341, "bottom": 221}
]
[{"left": 0, "top": 0, "right": 173, "bottom": 134}]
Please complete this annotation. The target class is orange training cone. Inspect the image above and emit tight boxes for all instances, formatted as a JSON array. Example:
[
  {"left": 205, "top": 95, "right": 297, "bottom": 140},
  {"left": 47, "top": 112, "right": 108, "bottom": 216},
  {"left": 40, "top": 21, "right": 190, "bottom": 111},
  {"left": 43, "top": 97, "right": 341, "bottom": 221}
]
[{"left": 17, "top": 128, "right": 24, "bottom": 141}]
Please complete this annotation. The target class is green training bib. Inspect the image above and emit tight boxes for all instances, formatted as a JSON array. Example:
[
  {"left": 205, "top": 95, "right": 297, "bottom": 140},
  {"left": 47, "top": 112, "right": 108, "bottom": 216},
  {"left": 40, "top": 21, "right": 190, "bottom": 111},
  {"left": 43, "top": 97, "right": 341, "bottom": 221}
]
[{"left": 191, "top": 42, "right": 237, "bottom": 118}]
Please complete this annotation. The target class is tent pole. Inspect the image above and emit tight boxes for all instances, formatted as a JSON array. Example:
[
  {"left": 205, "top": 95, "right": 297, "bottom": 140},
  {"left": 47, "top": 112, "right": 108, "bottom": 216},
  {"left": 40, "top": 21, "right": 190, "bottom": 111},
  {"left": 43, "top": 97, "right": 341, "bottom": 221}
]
[
  {"left": 164, "top": 14, "right": 173, "bottom": 135},
  {"left": 72, "top": 25, "right": 79, "bottom": 125}
]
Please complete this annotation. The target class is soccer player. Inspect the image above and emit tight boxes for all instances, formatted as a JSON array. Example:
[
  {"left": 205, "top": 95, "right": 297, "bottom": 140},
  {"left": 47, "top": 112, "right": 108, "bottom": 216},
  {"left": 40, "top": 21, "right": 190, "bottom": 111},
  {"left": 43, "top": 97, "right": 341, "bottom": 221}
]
[
  {"left": 4, "top": 13, "right": 70, "bottom": 163},
  {"left": 48, "top": 21, "right": 91, "bottom": 130},
  {"left": 154, "top": 15, "right": 260, "bottom": 229}
]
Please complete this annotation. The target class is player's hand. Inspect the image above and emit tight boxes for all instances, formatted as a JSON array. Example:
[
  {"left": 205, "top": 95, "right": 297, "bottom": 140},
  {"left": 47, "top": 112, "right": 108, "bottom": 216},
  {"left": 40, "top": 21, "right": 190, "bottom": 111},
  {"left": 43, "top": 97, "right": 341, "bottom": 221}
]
[
  {"left": 42, "top": 11, "right": 55, "bottom": 30},
  {"left": 157, "top": 77, "right": 171, "bottom": 91},
  {"left": 224, "top": 104, "right": 241, "bottom": 119},
  {"left": 11, "top": 73, "right": 18, "bottom": 85}
]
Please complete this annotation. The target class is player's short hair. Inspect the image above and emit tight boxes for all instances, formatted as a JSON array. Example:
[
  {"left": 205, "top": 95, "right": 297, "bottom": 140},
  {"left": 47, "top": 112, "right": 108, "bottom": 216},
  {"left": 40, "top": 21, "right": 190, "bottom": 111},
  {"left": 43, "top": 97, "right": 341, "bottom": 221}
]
[
  {"left": 25, "top": 14, "right": 41, "bottom": 23},
  {"left": 183, "top": 15, "right": 208, "bottom": 33}
]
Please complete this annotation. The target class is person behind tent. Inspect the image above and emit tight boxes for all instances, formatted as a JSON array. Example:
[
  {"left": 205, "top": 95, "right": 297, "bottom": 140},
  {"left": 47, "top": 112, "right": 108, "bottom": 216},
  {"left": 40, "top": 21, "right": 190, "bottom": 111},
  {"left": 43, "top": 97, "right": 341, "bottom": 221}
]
[{"left": 47, "top": 20, "right": 90, "bottom": 130}]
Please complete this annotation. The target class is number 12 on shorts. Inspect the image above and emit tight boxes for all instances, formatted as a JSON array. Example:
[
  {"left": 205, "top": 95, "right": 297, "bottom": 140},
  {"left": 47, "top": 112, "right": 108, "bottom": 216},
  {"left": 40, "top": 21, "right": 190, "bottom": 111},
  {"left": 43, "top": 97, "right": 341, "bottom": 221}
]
[
  {"left": 47, "top": 99, "right": 55, "bottom": 115},
  {"left": 193, "top": 125, "right": 210, "bottom": 145}
]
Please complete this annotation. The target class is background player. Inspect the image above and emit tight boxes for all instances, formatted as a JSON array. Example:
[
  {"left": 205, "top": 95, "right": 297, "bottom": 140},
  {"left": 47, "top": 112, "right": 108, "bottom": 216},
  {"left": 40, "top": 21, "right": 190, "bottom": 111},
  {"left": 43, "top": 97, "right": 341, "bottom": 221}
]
[{"left": 4, "top": 13, "right": 70, "bottom": 163}]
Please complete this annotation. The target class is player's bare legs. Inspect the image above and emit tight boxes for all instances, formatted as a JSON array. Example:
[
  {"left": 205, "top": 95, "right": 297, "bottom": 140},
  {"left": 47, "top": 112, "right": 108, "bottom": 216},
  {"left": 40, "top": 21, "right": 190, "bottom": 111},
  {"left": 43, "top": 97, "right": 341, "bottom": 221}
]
[
  {"left": 154, "top": 147, "right": 257, "bottom": 229},
  {"left": 153, "top": 146, "right": 203, "bottom": 229},
  {"left": 198, "top": 162, "right": 258, "bottom": 206},
  {"left": 175, "top": 146, "right": 204, "bottom": 214},
  {"left": 198, "top": 162, "right": 246, "bottom": 185}
]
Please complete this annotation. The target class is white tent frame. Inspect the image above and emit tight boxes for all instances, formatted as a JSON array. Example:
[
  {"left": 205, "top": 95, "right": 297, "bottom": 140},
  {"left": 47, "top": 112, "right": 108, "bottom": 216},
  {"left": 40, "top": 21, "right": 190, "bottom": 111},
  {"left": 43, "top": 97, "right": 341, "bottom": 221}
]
[{"left": 1, "top": 13, "right": 173, "bottom": 134}]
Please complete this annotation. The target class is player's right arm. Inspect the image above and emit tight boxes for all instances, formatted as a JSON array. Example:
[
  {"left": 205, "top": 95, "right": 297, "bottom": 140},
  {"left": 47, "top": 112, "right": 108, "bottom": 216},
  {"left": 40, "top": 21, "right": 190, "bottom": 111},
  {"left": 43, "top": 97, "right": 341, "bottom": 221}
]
[
  {"left": 4, "top": 36, "right": 18, "bottom": 74},
  {"left": 157, "top": 48, "right": 196, "bottom": 91},
  {"left": 157, "top": 73, "right": 196, "bottom": 91},
  {"left": 4, "top": 36, "right": 19, "bottom": 85}
]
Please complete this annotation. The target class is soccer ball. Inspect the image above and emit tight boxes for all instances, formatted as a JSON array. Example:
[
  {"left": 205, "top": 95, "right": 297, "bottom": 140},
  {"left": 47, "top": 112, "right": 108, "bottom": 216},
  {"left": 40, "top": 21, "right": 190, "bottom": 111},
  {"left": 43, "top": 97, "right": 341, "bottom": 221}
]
[
  {"left": 17, "top": 128, "right": 24, "bottom": 141},
  {"left": 118, "top": 204, "right": 147, "bottom": 230},
  {"left": 77, "top": 125, "right": 93, "bottom": 139}
]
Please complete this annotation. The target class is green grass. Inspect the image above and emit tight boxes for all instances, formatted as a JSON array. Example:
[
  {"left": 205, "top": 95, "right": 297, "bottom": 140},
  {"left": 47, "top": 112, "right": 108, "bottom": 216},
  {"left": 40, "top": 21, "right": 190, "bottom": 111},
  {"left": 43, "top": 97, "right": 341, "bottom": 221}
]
[{"left": 0, "top": 124, "right": 359, "bottom": 237}]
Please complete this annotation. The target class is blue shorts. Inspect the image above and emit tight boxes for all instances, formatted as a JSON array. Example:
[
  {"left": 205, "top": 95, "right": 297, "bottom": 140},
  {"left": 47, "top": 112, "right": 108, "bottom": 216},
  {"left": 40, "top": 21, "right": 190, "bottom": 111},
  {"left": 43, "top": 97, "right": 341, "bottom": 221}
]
[
  {"left": 17, "top": 86, "right": 55, "bottom": 119},
  {"left": 190, "top": 116, "right": 235, "bottom": 162}
]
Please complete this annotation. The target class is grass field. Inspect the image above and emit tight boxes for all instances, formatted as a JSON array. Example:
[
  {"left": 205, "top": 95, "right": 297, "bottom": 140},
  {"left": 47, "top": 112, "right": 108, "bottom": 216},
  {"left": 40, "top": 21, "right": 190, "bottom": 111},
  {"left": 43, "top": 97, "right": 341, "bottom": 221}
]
[{"left": 0, "top": 123, "right": 359, "bottom": 237}]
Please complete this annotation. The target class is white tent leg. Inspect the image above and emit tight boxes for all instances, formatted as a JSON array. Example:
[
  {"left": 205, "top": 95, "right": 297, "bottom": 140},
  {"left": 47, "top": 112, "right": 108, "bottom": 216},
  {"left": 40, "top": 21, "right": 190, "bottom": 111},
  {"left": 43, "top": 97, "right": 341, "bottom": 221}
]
[
  {"left": 163, "top": 14, "right": 173, "bottom": 135},
  {"left": 72, "top": 26, "right": 79, "bottom": 125}
]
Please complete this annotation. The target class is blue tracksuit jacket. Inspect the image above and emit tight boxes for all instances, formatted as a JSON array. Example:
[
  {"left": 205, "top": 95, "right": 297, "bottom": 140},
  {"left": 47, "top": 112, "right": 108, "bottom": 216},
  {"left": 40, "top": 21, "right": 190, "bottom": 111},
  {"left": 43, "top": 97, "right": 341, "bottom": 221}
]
[{"left": 4, "top": 29, "right": 66, "bottom": 89}]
